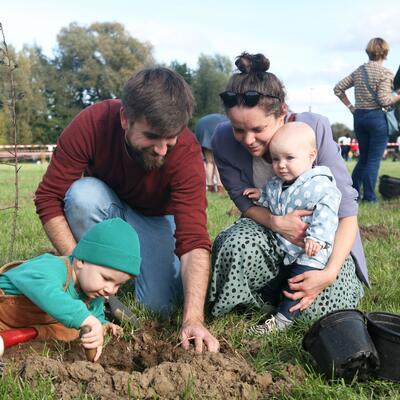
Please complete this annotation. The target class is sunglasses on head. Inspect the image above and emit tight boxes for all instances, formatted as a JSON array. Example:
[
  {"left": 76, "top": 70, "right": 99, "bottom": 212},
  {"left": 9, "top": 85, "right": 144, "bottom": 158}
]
[{"left": 219, "top": 91, "right": 281, "bottom": 108}]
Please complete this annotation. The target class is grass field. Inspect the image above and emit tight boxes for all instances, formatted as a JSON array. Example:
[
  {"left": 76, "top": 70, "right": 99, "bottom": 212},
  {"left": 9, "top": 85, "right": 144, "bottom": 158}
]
[{"left": 0, "top": 160, "right": 400, "bottom": 399}]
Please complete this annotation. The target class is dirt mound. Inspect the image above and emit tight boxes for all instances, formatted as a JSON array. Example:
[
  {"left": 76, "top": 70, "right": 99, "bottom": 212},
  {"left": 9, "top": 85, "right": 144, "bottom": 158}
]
[
  {"left": 3, "top": 329, "right": 274, "bottom": 399},
  {"left": 359, "top": 224, "right": 399, "bottom": 241}
]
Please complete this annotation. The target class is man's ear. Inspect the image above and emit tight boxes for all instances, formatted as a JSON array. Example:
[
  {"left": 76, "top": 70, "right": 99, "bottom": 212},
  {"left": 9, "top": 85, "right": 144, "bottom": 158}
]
[{"left": 120, "top": 107, "right": 128, "bottom": 130}]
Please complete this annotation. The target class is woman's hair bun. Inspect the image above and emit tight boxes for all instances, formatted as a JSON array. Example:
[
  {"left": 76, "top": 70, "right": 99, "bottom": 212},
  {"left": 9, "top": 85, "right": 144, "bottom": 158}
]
[{"left": 235, "top": 52, "right": 270, "bottom": 73}]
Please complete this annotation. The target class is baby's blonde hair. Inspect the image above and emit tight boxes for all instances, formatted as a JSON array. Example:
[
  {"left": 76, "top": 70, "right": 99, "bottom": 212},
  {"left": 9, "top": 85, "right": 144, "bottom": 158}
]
[{"left": 270, "top": 121, "right": 316, "bottom": 151}]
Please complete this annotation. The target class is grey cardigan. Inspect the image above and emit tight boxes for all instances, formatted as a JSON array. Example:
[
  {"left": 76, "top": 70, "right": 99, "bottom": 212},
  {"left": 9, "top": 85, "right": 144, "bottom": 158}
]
[{"left": 211, "top": 112, "right": 368, "bottom": 286}]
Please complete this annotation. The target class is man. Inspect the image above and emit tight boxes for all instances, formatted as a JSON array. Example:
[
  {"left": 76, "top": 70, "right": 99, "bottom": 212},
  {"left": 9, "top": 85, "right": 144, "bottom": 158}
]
[{"left": 35, "top": 67, "right": 219, "bottom": 352}]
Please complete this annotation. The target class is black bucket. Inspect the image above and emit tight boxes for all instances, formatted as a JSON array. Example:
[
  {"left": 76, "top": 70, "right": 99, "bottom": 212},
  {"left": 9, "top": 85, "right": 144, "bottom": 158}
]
[
  {"left": 303, "top": 309, "right": 379, "bottom": 380},
  {"left": 366, "top": 312, "right": 400, "bottom": 382}
]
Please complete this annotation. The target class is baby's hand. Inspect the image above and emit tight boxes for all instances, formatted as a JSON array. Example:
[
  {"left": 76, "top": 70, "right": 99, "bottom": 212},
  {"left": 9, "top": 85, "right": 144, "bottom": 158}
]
[
  {"left": 304, "top": 239, "right": 322, "bottom": 257},
  {"left": 243, "top": 187, "right": 261, "bottom": 200}
]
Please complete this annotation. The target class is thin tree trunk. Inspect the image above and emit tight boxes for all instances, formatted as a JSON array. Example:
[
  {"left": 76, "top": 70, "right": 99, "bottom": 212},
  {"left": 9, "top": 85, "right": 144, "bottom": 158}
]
[{"left": 0, "top": 23, "right": 19, "bottom": 261}]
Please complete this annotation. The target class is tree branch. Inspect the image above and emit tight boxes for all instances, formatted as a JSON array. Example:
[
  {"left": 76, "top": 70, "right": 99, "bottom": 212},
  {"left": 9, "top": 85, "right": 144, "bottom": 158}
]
[{"left": 0, "top": 22, "right": 20, "bottom": 261}]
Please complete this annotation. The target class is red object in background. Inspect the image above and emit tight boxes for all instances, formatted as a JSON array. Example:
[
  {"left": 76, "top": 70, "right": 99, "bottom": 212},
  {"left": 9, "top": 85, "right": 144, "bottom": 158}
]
[
  {"left": 350, "top": 139, "right": 359, "bottom": 153},
  {"left": 0, "top": 328, "right": 38, "bottom": 356}
]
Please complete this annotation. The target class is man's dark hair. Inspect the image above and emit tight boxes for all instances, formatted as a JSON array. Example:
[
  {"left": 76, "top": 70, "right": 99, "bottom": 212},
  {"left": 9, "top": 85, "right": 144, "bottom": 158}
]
[{"left": 122, "top": 67, "right": 194, "bottom": 135}]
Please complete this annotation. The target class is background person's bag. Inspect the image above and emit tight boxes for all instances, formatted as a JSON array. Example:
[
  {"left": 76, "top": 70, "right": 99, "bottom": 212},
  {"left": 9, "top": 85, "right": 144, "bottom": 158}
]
[
  {"left": 379, "top": 175, "right": 400, "bottom": 199},
  {"left": 385, "top": 110, "right": 399, "bottom": 136},
  {"left": 361, "top": 66, "right": 399, "bottom": 136}
]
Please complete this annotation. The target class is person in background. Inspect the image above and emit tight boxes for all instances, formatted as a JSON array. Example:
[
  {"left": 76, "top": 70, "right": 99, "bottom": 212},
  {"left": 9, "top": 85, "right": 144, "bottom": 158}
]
[
  {"left": 208, "top": 52, "right": 367, "bottom": 323},
  {"left": 337, "top": 134, "right": 351, "bottom": 161},
  {"left": 334, "top": 37, "right": 400, "bottom": 202},
  {"left": 393, "top": 134, "right": 400, "bottom": 162},
  {"left": 394, "top": 65, "right": 400, "bottom": 92},
  {"left": 195, "top": 114, "right": 228, "bottom": 193},
  {"left": 243, "top": 122, "right": 341, "bottom": 334},
  {"left": 393, "top": 65, "right": 400, "bottom": 127}
]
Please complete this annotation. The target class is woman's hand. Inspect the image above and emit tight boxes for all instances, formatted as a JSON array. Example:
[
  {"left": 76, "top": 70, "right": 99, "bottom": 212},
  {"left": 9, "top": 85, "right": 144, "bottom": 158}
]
[
  {"left": 283, "top": 268, "right": 336, "bottom": 313},
  {"left": 271, "top": 210, "right": 312, "bottom": 247}
]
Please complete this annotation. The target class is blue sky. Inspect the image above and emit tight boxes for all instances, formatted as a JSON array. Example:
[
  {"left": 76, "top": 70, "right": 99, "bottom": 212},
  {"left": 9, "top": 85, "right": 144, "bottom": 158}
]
[{"left": 2, "top": 0, "right": 399, "bottom": 128}]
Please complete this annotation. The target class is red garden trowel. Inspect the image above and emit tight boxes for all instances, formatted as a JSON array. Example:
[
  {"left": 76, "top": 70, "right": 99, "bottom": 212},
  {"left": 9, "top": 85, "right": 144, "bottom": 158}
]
[
  {"left": 80, "top": 325, "right": 97, "bottom": 362},
  {"left": 0, "top": 327, "right": 38, "bottom": 356}
]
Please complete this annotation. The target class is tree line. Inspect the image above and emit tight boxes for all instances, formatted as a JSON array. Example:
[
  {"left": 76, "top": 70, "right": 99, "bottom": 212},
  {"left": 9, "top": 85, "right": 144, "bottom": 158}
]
[{"left": 0, "top": 21, "right": 232, "bottom": 144}]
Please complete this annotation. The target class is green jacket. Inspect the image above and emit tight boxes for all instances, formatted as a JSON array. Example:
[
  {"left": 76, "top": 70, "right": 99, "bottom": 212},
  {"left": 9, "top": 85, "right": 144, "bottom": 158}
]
[{"left": 0, "top": 254, "right": 108, "bottom": 328}]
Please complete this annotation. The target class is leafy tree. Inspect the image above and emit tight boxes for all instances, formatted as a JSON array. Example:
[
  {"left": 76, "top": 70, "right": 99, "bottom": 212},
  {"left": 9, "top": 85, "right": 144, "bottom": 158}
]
[
  {"left": 169, "top": 60, "right": 193, "bottom": 85},
  {"left": 331, "top": 122, "right": 353, "bottom": 142},
  {"left": 50, "top": 21, "right": 155, "bottom": 132},
  {"left": 0, "top": 43, "right": 15, "bottom": 144},
  {"left": 13, "top": 45, "right": 53, "bottom": 144},
  {"left": 192, "top": 54, "right": 232, "bottom": 120}
]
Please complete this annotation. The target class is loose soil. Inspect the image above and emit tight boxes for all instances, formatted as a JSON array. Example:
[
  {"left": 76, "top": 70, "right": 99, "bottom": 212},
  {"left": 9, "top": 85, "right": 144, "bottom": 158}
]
[
  {"left": 359, "top": 223, "right": 399, "bottom": 241},
  {"left": 0, "top": 322, "right": 297, "bottom": 399}
]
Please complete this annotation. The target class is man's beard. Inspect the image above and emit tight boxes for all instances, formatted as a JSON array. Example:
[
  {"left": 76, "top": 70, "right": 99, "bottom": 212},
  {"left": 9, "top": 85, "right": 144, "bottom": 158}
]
[{"left": 126, "top": 142, "right": 168, "bottom": 171}]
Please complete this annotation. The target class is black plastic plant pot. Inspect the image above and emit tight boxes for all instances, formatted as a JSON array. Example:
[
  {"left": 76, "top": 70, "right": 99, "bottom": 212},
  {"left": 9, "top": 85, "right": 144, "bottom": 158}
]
[
  {"left": 303, "top": 309, "right": 379, "bottom": 381},
  {"left": 366, "top": 312, "right": 400, "bottom": 382}
]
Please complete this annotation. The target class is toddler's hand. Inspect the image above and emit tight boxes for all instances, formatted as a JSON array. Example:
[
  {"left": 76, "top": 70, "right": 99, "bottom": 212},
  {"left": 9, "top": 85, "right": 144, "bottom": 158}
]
[
  {"left": 80, "top": 315, "right": 104, "bottom": 350},
  {"left": 304, "top": 239, "right": 321, "bottom": 256},
  {"left": 243, "top": 187, "right": 261, "bottom": 200},
  {"left": 103, "top": 322, "right": 122, "bottom": 336}
]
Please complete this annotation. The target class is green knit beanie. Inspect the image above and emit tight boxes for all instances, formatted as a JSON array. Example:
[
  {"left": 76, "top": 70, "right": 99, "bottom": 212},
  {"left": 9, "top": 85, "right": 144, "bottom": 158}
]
[{"left": 72, "top": 218, "right": 141, "bottom": 276}]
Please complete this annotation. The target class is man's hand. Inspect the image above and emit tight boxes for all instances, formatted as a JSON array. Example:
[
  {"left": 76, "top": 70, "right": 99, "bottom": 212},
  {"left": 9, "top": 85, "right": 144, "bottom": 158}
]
[
  {"left": 271, "top": 210, "right": 312, "bottom": 247},
  {"left": 180, "top": 248, "right": 218, "bottom": 353},
  {"left": 180, "top": 319, "right": 220, "bottom": 353}
]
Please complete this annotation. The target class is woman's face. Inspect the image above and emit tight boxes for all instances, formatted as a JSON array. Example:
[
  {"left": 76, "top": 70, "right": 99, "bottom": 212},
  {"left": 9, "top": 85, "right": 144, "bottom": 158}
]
[{"left": 228, "top": 106, "right": 285, "bottom": 158}]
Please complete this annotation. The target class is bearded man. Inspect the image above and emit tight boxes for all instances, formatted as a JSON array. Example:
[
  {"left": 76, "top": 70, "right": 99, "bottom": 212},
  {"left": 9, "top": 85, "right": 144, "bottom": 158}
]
[{"left": 35, "top": 68, "right": 219, "bottom": 353}]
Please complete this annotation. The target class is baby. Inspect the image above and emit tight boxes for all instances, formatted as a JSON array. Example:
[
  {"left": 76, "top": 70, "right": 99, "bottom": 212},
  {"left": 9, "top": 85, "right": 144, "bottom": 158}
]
[
  {"left": 244, "top": 121, "right": 341, "bottom": 334},
  {"left": 0, "top": 218, "right": 141, "bottom": 360}
]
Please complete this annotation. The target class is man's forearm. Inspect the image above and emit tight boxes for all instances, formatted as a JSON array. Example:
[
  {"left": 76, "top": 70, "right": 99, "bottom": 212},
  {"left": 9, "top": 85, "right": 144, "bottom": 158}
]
[
  {"left": 180, "top": 248, "right": 210, "bottom": 323},
  {"left": 43, "top": 215, "right": 77, "bottom": 255}
]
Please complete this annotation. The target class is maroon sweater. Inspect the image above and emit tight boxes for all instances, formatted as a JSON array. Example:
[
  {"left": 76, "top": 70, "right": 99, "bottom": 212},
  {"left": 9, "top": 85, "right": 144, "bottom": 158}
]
[{"left": 35, "top": 100, "right": 211, "bottom": 257}]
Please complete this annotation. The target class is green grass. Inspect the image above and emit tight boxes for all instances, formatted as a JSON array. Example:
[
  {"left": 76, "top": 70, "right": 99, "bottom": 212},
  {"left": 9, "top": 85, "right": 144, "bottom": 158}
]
[{"left": 1, "top": 160, "right": 400, "bottom": 398}]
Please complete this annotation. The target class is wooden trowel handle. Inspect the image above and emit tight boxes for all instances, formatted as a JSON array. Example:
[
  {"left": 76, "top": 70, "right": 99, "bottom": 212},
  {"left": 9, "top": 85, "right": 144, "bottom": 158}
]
[{"left": 80, "top": 325, "right": 97, "bottom": 362}]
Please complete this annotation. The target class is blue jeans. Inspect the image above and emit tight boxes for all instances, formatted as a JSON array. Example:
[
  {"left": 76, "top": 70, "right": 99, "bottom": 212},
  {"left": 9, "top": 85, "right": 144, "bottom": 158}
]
[
  {"left": 261, "top": 263, "right": 317, "bottom": 320},
  {"left": 352, "top": 109, "right": 389, "bottom": 202},
  {"left": 64, "top": 177, "right": 183, "bottom": 315}
]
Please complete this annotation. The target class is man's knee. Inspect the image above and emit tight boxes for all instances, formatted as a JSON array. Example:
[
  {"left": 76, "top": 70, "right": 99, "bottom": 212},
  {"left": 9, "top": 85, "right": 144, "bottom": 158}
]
[
  {"left": 64, "top": 177, "right": 124, "bottom": 239},
  {"left": 65, "top": 177, "right": 111, "bottom": 209},
  {"left": 65, "top": 177, "right": 124, "bottom": 218}
]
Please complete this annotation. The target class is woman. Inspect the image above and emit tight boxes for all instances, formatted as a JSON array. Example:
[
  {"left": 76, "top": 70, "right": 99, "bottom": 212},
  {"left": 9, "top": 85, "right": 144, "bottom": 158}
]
[
  {"left": 334, "top": 38, "right": 400, "bottom": 202},
  {"left": 208, "top": 52, "right": 367, "bottom": 324}
]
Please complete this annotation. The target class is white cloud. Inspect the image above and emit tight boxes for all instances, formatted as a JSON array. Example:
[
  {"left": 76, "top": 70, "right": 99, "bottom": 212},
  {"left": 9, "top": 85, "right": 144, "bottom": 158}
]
[{"left": 325, "top": 10, "right": 400, "bottom": 52}]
